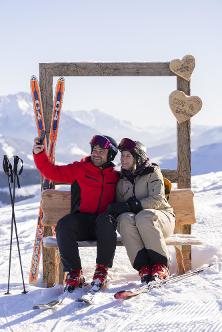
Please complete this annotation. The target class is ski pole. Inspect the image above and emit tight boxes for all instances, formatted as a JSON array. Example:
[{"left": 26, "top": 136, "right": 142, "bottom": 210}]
[
  {"left": 11, "top": 156, "right": 27, "bottom": 294},
  {"left": 3, "top": 155, "right": 14, "bottom": 295},
  {"left": 3, "top": 155, "right": 27, "bottom": 294}
]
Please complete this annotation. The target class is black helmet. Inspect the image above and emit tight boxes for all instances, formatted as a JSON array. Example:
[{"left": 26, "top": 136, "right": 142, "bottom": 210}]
[
  {"left": 90, "top": 135, "right": 118, "bottom": 162},
  {"left": 118, "top": 138, "right": 148, "bottom": 167}
]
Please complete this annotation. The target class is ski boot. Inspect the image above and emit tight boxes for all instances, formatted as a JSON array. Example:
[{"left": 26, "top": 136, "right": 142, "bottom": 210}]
[
  {"left": 64, "top": 269, "right": 85, "bottom": 292},
  {"left": 139, "top": 265, "right": 154, "bottom": 284},
  {"left": 91, "top": 264, "right": 108, "bottom": 292},
  {"left": 150, "top": 263, "right": 169, "bottom": 281}
]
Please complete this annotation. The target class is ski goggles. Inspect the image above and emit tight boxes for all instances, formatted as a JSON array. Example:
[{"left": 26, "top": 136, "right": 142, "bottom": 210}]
[
  {"left": 90, "top": 135, "right": 113, "bottom": 149},
  {"left": 118, "top": 138, "right": 136, "bottom": 151}
]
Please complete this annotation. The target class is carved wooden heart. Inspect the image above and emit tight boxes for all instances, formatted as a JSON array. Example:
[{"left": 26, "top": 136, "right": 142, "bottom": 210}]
[
  {"left": 170, "top": 55, "right": 195, "bottom": 81},
  {"left": 169, "top": 90, "right": 202, "bottom": 123}
]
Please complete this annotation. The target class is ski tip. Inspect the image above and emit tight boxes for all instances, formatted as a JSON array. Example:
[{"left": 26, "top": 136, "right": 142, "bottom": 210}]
[
  {"left": 114, "top": 290, "right": 135, "bottom": 300},
  {"left": 59, "top": 76, "right": 65, "bottom": 81},
  {"left": 114, "top": 290, "right": 128, "bottom": 299},
  {"left": 31, "top": 75, "right": 37, "bottom": 81}
]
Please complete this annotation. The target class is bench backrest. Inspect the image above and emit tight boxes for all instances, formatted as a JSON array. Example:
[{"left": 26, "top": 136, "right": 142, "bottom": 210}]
[{"left": 41, "top": 188, "right": 196, "bottom": 228}]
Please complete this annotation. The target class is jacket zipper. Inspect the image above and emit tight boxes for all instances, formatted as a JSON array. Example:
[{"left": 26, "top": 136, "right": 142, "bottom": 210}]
[
  {"left": 133, "top": 178, "right": 136, "bottom": 196},
  {"left": 96, "top": 170, "right": 104, "bottom": 214}
]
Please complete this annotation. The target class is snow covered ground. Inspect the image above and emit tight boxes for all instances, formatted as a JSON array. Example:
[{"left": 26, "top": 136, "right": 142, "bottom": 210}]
[{"left": 0, "top": 172, "right": 222, "bottom": 332}]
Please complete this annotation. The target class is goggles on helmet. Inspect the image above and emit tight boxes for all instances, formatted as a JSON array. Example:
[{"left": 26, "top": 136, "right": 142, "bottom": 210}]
[
  {"left": 118, "top": 138, "right": 136, "bottom": 151},
  {"left": 90, "top": 135, "right": 117, "bottom": 151}
]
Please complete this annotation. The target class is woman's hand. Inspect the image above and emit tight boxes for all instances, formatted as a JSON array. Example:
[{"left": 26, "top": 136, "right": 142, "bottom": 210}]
[{"left": 127, "top": 197, "right": 143, "bottom": 214}]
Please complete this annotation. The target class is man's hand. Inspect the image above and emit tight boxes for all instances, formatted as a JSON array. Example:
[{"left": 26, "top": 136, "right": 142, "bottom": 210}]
[
  {"left": 33, "top": 137, "right": 45, "bottom": 154},
  {"left": 107, "top": 202, "right": 130, "bottom": 218}
]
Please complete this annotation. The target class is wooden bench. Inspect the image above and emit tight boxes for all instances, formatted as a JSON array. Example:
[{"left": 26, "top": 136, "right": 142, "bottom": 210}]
[{"left": 40, "top": 188, "right": 203, "bottom": 287}]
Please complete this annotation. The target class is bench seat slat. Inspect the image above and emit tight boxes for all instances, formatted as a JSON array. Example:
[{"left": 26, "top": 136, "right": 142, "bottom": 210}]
[{"left": 43, "top": 233, "right": 204, "bottom": 249}]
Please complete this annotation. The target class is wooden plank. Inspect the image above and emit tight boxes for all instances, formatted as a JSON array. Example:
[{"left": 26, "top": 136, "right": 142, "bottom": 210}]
[
  {"left": 41, "top": 188, "right": 195, "bottom": 227},
  {"left": 42, "top": 190, "right": 70, "bottom": 226},
  {"left": 168, "top": 189, "right": 195, "bottom": 226},
  {"left": 39, "top": 62, "right": 175, "bottom": 77}
]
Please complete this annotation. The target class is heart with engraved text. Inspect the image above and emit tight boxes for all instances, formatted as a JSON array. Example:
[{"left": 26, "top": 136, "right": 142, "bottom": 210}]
[{"left": 169, "top": 90, "right": 202, "bottom": 123}]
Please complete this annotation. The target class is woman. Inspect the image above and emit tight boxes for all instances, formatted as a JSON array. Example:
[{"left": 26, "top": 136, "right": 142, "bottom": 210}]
[{"left": 108, "top": 138, "right": 175, "bottom": 284}]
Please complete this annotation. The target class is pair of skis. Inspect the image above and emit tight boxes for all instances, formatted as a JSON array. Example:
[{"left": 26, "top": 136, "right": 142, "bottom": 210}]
[
  {"left": 33, "top": 264, "right": 212, "bottom": 309},
  {"left": 29, "top": 76, "right": 65, "bottom": 284},
  {"left": 114, "top": 264, "right": 211, "bottom": 300}
]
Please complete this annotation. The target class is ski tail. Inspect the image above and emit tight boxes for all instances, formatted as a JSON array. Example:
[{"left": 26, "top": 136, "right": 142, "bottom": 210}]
[
  {"left": 48, "top": 77, "right": 65, "bottom": 163},
  {"left": 29, "top": 212, "right": 44, "bottom": 284},
  {"left": 29, "top": 76, "right": 65, "bottom": 284}
]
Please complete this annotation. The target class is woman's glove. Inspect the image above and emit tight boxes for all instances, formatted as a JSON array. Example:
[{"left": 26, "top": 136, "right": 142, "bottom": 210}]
[
  {"left": 127, "top": 196, "right": 143, "bottom": 214},
  {"left": 107, "top": 202, "right": 130, "bottom": 218}
]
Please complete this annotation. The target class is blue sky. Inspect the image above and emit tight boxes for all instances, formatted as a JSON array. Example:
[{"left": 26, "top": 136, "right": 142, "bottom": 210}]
[{"left": 1, "top": 0, "right": 222, "bottom": 127}]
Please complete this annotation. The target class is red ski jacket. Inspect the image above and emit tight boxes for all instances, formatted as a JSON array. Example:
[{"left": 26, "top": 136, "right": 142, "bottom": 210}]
[{"left": 33, "top": 152, "right": 119, "bottom": 214}]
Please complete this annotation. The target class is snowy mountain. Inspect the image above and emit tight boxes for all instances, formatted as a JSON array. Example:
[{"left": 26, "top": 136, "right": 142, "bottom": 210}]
[
  {"left": 0, "top": 93, "right": 176, "bottom": 166},
  {"left": 0, "top": 172, "right": 222, "bottom": 331},
  {"left": 158, "top": 143, "right": 222, "bottom": 175},
  {"left": 0, "top": 92, "right": 221, "bottom": 174},
  {"left": 67, "top": 108, "right": 176, "bottom": 147}
]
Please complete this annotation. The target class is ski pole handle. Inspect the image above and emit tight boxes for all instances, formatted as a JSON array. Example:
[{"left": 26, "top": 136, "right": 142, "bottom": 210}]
[
  {"left": 13, "top": 156, "right": 23, "bottom": 188},
  {"left": 3, "top": 155, "right": 13, "bottom": 182}
]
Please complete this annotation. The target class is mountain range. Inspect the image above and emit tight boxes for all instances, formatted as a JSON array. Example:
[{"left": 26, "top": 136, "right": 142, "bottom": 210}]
[{"left": 0, "top": 92, "right": 221, "bottom": 184}]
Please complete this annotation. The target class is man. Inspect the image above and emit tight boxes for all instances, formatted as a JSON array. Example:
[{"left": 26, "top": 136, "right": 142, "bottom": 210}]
[{"left": 33, "top": 135, "right": 119, "bottom": 292}]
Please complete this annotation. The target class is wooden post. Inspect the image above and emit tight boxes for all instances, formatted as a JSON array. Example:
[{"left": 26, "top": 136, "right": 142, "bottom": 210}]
[
  {"left": 39, "top": 65, "right": 57, "bottom": 287},
  {"left": 177, "top": 77, "right": 191, "bottom": 271},
  {"left": 39, "top": 65, "right": 53, "bottom": 142}
]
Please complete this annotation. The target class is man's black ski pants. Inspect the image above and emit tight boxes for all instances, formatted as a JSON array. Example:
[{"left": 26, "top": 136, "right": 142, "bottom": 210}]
[{"left": 55, "top": 212, "right": 117, "bottom": 271}]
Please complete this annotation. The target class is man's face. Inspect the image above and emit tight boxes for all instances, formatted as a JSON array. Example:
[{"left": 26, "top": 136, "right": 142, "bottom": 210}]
[{"left": 91, "top": 145, "right": 109, "bottom": 167}]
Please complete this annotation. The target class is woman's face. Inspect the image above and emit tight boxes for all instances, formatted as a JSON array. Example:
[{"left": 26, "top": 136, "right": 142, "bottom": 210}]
[{"left": 121, "top": 150, "right": 135, "bottom": 171}]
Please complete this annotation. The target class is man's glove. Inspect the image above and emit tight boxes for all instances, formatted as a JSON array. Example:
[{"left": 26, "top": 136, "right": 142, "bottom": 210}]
[
  {"left": 127, "top": 196, "right": 143, "bottom": 214},
  {"left": 107, "top": 202, "right": 130, "bottom": 218}
]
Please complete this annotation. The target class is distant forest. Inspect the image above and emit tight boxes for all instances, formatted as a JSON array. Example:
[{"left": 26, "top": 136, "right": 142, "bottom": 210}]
[{"left": 0, "top": 169, "right": 40, "bottom": 204}]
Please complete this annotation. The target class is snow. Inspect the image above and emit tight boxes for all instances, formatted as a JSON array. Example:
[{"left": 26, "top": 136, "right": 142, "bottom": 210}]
[
  {"left": 70, "top": 145, "right": 88, "bottom": 156},
  {"left": 0, "top": 172, "right": 222, "bottom": 331},
  {"left": 0, "top": 135, "right": 15, "bottom": 157},
  {"left": 17, "top": 96, "right": 32, "bottom": 116}
]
